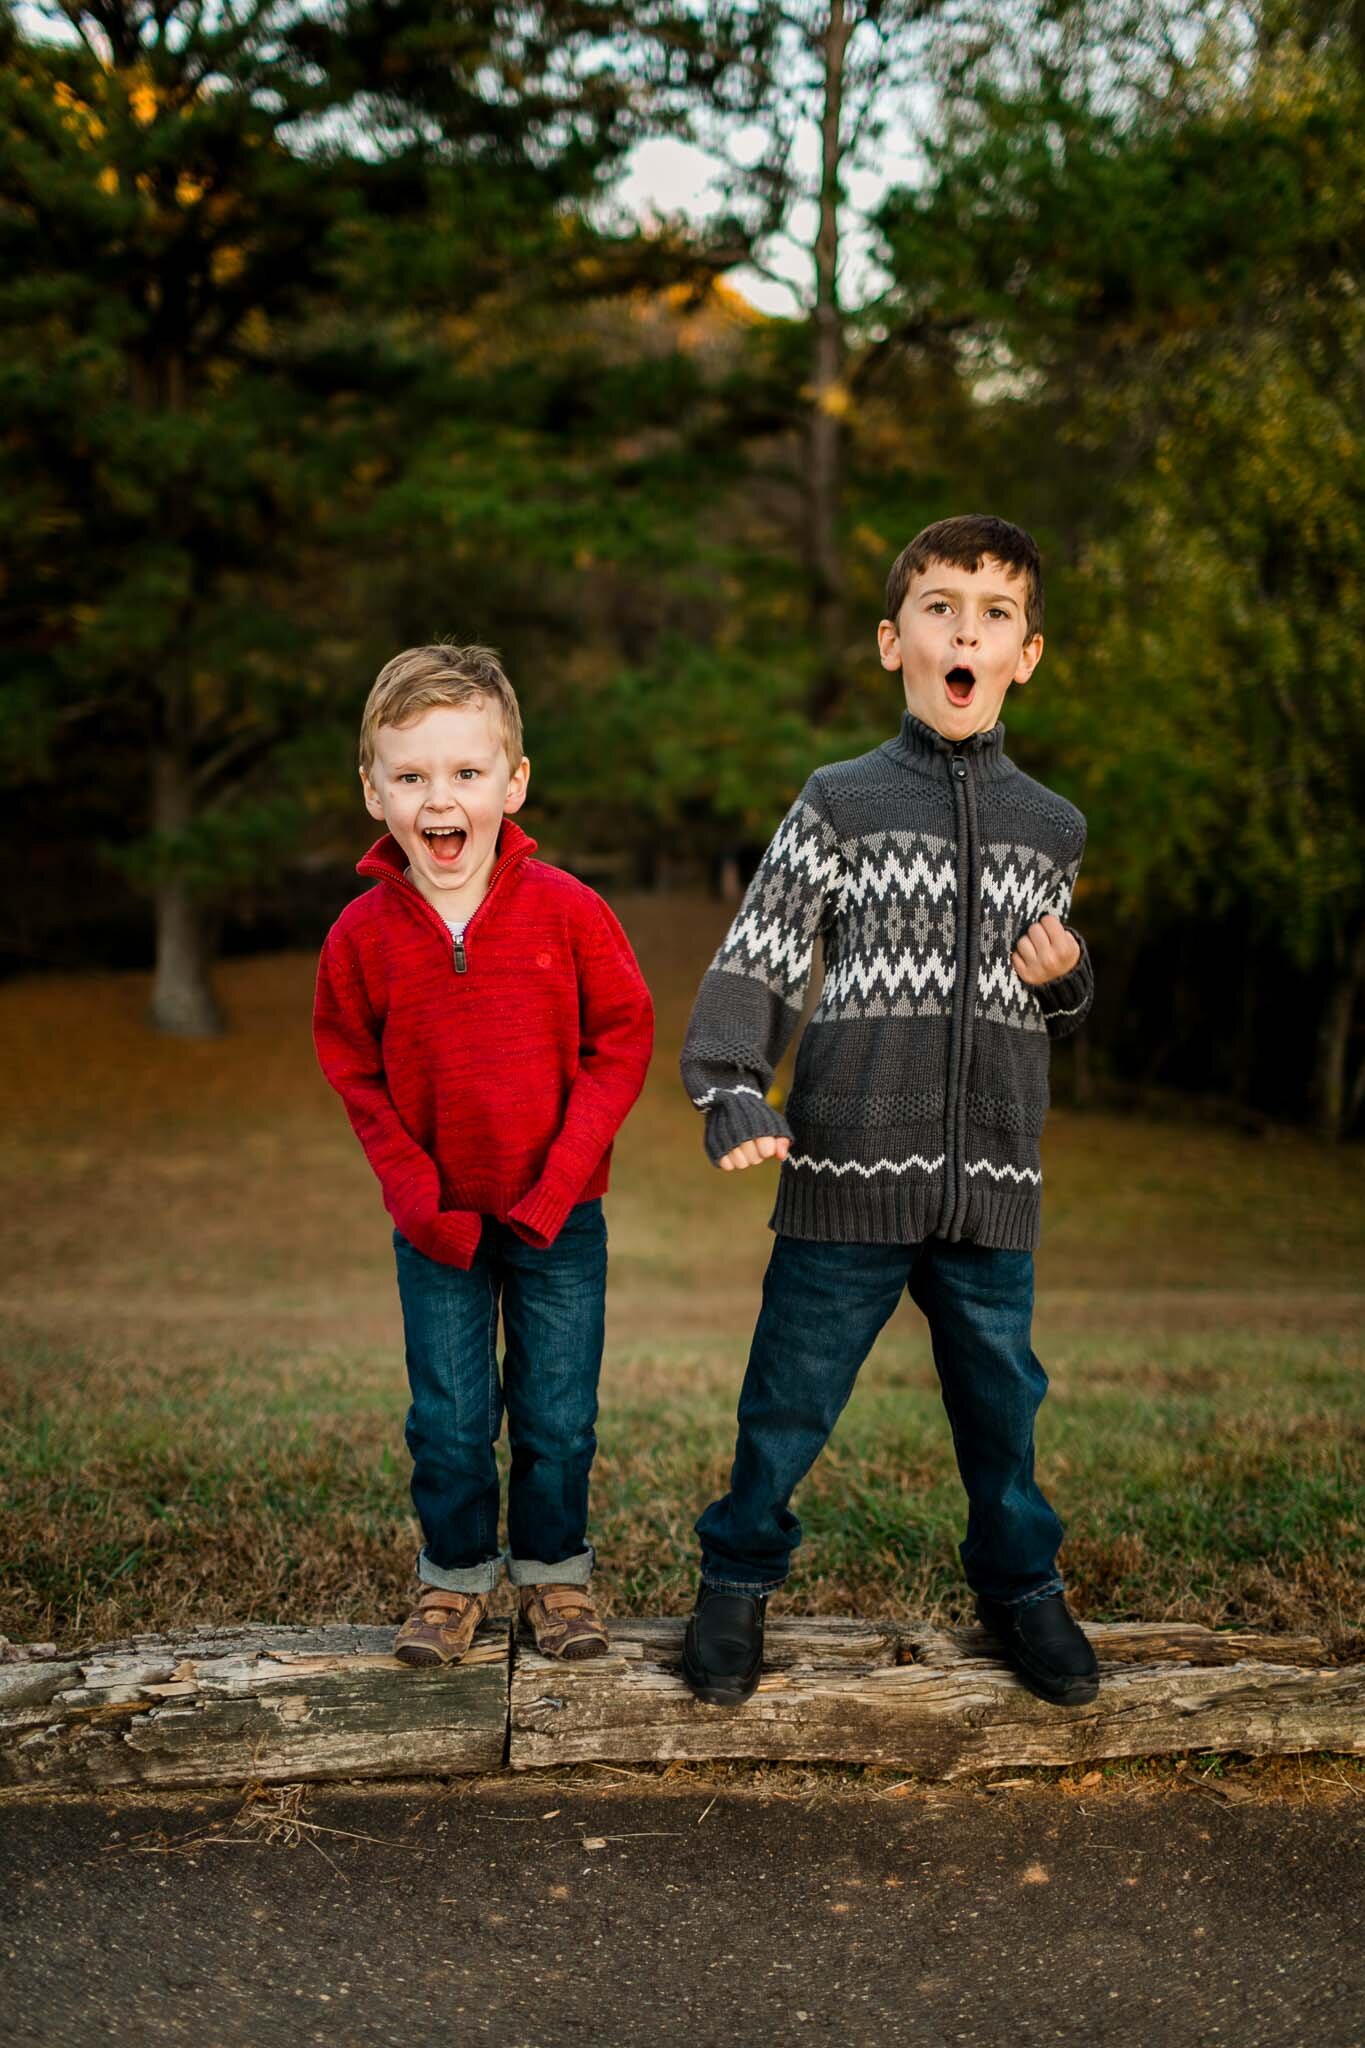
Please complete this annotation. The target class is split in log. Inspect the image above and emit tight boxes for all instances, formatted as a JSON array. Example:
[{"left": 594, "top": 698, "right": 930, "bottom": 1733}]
[
  {"left": 511, "top": 1620, "right": 1363, "bottom": 1778},
  {"left": 1, "top": 1619, "right": 1359, "bottom": 1796}
]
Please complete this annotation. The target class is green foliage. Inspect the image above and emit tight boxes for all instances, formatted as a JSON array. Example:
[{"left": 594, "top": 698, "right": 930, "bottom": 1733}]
[{"left": 875, "top": 20, "right": 1365, "bottom": 993}]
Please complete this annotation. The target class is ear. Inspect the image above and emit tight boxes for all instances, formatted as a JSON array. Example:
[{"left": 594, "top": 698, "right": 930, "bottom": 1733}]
[
  {"left": 1013, "top": 632, "right": 1044, "bottom": 685},
  {"left": 876, "top": 618, "right": 902, "bottom": 673},
  {"left": 503, "top": 756, "right": 531, "bottom": 815},
  {"left": 360, "top": 765, "right": 386, "bottom": 821}
]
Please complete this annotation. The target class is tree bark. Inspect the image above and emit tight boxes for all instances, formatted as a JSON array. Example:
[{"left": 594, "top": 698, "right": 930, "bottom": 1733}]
[
  {"left": 805, "top": 0, "right": 851, "bottom": 723},
  {"left": 3, "top": 1618, "right": 1358, "bottom": 1794},
  {"left": 148, "top": 736, "right": 224, "bottom": 1037},
  {"left": 1313, "top": 918, "right": 1365, "bottom": 1141}
]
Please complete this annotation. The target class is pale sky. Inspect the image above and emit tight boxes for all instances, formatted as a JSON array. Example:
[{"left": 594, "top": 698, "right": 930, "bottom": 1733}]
[{"left": 607, "top": 123, "right": 927, "bottom": 319}]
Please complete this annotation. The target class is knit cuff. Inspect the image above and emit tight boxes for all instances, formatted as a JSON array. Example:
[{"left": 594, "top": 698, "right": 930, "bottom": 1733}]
[
  {"left": 1032, "top": 928, "right": 1093, "bottom": 1039},
  {"left": 507, "top": 1175, "right": 579, "bottom": 1251},
  {"left": 701, "top": 1086, "right": 794, "bottom": 1166},
  {"left": 397, "top": 1204, "right": 484, "bottom": 1269}
]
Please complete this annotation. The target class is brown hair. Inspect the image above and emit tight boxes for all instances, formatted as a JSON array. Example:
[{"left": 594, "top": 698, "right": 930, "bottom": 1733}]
[
  {"left": 359, "top": 643, "right": 524, "bottom": 775},
  {"left": 885, "top": 516, "right": 1044, "bottom": 640}
]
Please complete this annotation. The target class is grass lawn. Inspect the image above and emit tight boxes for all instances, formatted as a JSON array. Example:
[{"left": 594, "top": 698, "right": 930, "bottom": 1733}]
[{"left": 2, "top": 893, "right": 1362, "bottom": 1655}]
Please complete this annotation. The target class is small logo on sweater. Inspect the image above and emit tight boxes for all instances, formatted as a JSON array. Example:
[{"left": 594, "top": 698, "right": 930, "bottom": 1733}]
[{"left": 536, "top": 950, "right": 552, "bottom": 968}]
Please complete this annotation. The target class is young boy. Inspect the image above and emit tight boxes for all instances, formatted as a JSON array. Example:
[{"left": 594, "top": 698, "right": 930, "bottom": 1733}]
[
  {"left": 314, "top": 644, "right": 653, "bottom": 1666},
  {"left": 679, "top": 515, "right": 1099, "bottom": 1709}
]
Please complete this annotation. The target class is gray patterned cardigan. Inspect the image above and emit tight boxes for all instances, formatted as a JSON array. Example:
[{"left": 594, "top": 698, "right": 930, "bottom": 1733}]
[{"left": 680, "top": 711, "right": 1094, "bottom": 1252}]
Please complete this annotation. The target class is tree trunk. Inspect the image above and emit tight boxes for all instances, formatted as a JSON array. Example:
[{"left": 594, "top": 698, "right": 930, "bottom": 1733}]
[
  {"left": 805, "top": 0, "right": 851, "bottom": 723},
  {"left": 1313, "top": 919, "right": 1365, "bottom": 1142},
  {"left": 148, "top": 739, "right": 224, "bottom": 1037}
]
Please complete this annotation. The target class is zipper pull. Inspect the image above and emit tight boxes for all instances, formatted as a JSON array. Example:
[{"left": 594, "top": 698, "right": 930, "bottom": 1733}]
[
  {"left": 453, "top": 933, "right": 467, "bottom": 975},
  {"left": 951, "top": 753, "right": 967, "bottom": 780}
]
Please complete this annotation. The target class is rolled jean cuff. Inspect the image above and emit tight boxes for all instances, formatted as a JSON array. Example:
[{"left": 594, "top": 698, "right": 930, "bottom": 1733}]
[
  {"left": 506, "top": 1545, "right": 595, "bottom": 1589},
  {"left": 417, "top": 1547, "right": 504, "bottom": 1595},
  {"left": 700, "top": 1570, "right": 785, "bottom": 1597},
  {"left": 997, "top": 1575, "right": 1066, "bottom": 1611}
]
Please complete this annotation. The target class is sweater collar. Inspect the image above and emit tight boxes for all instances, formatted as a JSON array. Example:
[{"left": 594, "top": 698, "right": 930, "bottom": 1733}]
[
  {"left": 882, "top": 709, "right": 1015, "bottom": 783},
  {"left": 355, "top": 815, "right": 539, "bottom": 889}
]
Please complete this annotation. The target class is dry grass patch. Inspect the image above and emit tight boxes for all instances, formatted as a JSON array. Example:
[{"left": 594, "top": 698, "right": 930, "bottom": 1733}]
[{"left": 2, "top": 909, "right": 1363, "bottom": 1654}]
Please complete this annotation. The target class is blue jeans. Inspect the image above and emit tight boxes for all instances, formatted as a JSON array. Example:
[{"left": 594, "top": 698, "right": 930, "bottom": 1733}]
[
  {"left": 697, "top": 1234, "right": 1066, "bottom": 1606},
  {"left": 393, "top": 1199, "right": 608, "bottom": 1595}
]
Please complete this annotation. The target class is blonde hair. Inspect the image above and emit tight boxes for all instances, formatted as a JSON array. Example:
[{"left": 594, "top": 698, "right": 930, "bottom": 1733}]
[{"left": 359, "top": 643, "right": 524, "bottom": 775}]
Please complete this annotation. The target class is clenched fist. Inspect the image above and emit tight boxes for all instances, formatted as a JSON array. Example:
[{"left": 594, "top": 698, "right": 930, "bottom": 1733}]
[
  {"left": 718, "top": 1133, "right": 792, "bottom": 1172},
  {"left": 1012, "top": 913, "right": 1081, "bottom": 988}
]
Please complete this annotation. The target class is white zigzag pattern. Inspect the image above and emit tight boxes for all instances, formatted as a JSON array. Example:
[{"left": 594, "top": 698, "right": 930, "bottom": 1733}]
[
  {"left": 787, "top": 1153, "right": 945, "bottom": 1178},
  {"left": 963, "top": 1158, "right": 1042, "bottom": 1185},
  {"left": 977, "top": 955, "right": 1035, "bottom": 1010},
  {"left": 690, "top": 1084, "right": 765, "bottom": 1108},
  {"left": 713, "top": 807, "right": 843, "bottom": 995},
  {"left": 788, "top": 1153, "right": 1042, "bottom": 1186},
  {"left": 844, "top": 848, "right": 956, "bottom": 908},
  {"left": 824, "top": 948, "right": 955, "bottom": 1004},
  {"left": 981, "top": 859, "right": 1048, "bottom": 917}
]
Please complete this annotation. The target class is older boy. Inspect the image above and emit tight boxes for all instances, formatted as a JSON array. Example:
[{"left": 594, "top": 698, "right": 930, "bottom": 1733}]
[
  {"left": 680, "top": 515, "right": 1099, "bottom": 1708},
  {"left": 314, "top": 645, "right": 653, "bottom": 1665}
]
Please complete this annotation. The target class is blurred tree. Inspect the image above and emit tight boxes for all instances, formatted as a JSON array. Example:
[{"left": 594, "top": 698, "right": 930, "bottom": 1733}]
[
  {"left": 0, "top": 0, "right": 751, "bottom": 1031},
  {"left": 874, "top": 0, "right": 1365, "bottom": 1133},
  {"left": 674, "top": 0, "right": 949, "bottom": 719}
]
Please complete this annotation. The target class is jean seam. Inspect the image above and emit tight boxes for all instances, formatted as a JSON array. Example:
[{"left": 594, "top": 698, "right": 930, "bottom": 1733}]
[{"left": 483, "top": 1264, "right": 500, "bottom": 1558}]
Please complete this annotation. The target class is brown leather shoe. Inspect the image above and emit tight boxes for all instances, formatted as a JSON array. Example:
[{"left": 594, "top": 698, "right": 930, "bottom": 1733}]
[
  {"left": 393, "top": 1585, "right": 490, "bottom": 1667},
  {"left": 518, "top": 1583, "right": 609, "bottom": 1660}
]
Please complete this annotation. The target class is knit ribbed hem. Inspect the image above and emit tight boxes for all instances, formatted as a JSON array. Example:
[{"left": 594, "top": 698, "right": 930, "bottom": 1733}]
[
  {"left": 439, "top": 1160, "right": 612, "bottom": 1248},
  {"left": 391, "top": 1208, "right": 483, "bottom": 1268},
  {"left": 507, "top": 1176, "right": 581, "bottom": 1249},
  {"left": 1033, "top": 929, "right": 1093, "bottom": 1040},
  {"left": 703, "top": 1087, "right": 793, "bottom": 1165},
  {"left": 770, "top": 1163, "right": 1040, "bottom": 1251}
]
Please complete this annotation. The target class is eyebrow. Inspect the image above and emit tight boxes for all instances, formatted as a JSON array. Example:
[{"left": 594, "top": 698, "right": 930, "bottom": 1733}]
[
  {"left": 921, "top": 586, "right": 1020, "bottom": 606},
  {"left": 386, "top": 754, "right": 494, "bottom": 772}
]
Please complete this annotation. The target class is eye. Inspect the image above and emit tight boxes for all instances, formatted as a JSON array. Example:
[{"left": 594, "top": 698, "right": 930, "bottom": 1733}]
[
  {"left": 458, "top": 768, "right": 480, "bottom": 780},
  {"left": 987, "top": 607, "right": 1010, "bottom": 620},
  {"left": 397, "top": 773, "right": 422, "bottom": 784},
  {"left": 927, "top": 600, "right": 951, "bottom": 614}
]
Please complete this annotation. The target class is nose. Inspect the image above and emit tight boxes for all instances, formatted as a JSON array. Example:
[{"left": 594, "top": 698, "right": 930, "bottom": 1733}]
[{"left": 955, "top": 619, "right": 979, "bottom": 646}]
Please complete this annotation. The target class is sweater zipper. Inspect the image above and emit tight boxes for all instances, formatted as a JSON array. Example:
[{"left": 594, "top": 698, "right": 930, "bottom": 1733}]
[
  {"left": 388, "top": 845, "right": 525, "bottom": 975},
  {"left": 452, "top": 842, "right": 523, "bottom": 972},
  {"left": 941, "top": 747, "right": 979, "bottom": 1238}
]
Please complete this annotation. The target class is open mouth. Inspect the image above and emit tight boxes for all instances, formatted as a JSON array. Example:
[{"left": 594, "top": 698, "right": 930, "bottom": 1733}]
[
  {"left": 944, "top": 665, "right": 977, "bottom": 708},
  {"left": 421, "top": 825, "right": 467, "bottom": 867}
]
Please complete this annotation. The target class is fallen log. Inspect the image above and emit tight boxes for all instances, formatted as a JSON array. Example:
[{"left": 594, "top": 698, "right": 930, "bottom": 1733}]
[
  {"left": 1, "top": 1619, "right": 1358, "bottom": 1795},
  {"left": 0, "top": 1622, "right": 510, "bottom": 1793},
  {"left": 508, "top": 1619, "right": 1364, "bottom": 1778}
]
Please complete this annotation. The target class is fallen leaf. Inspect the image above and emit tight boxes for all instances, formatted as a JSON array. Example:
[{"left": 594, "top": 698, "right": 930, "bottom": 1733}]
[
  {"left": 540, "top": 1810, "right": 560, "bottom": 1820},
  {"left": 1078, "top": 1771, "right": 1103, "bottom": 1789},
  {"left": 985, "top": 1779, "right": 1033, "bottom": 1793},
  {"left": 581, "top": 1836, "right": 607, "bottom": 1852}
]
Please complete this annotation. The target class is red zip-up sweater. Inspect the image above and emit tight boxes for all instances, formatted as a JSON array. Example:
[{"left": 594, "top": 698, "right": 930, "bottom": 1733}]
[{"left": 313, "top": 819, "right": 653, "bottom": 1268}]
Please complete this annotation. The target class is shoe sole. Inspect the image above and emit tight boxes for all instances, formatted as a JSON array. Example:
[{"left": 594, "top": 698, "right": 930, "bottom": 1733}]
[
  {"left": 680, "top": 1637, "right": 761, "bottom": 1709},
  {"left": 975, "top": 1606, "right": 1099, "bottom": 1707},
  {"left": 394, "top": 1642, "right": 467, "bottom": 1668},
  {"left": 1009, "top": 1665, "right": 1100, "bottom": 1707}
]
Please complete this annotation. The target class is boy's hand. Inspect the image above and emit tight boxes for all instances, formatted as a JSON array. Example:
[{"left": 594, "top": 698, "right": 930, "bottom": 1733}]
[
  {"left": 1012, "top": 914, "right": 1081, "bottom": 988},
  {"left": 718, "top": 1134, "right": 792, "bottom": 1172}
]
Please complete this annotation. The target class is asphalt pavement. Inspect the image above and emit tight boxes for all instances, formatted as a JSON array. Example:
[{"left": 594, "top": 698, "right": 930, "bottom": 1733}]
[{"left": 2, "top": 1776, "right": 1361, "bottom": 2046}]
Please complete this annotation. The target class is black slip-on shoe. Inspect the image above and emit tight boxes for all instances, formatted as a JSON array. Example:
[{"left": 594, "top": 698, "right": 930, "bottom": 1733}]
[
  {"left": 681, "top": 1583, "right": 767, "bottom": 1707},
  {"left": 975, "top": 1591, "right": 1100, "bottom": 1707}
]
